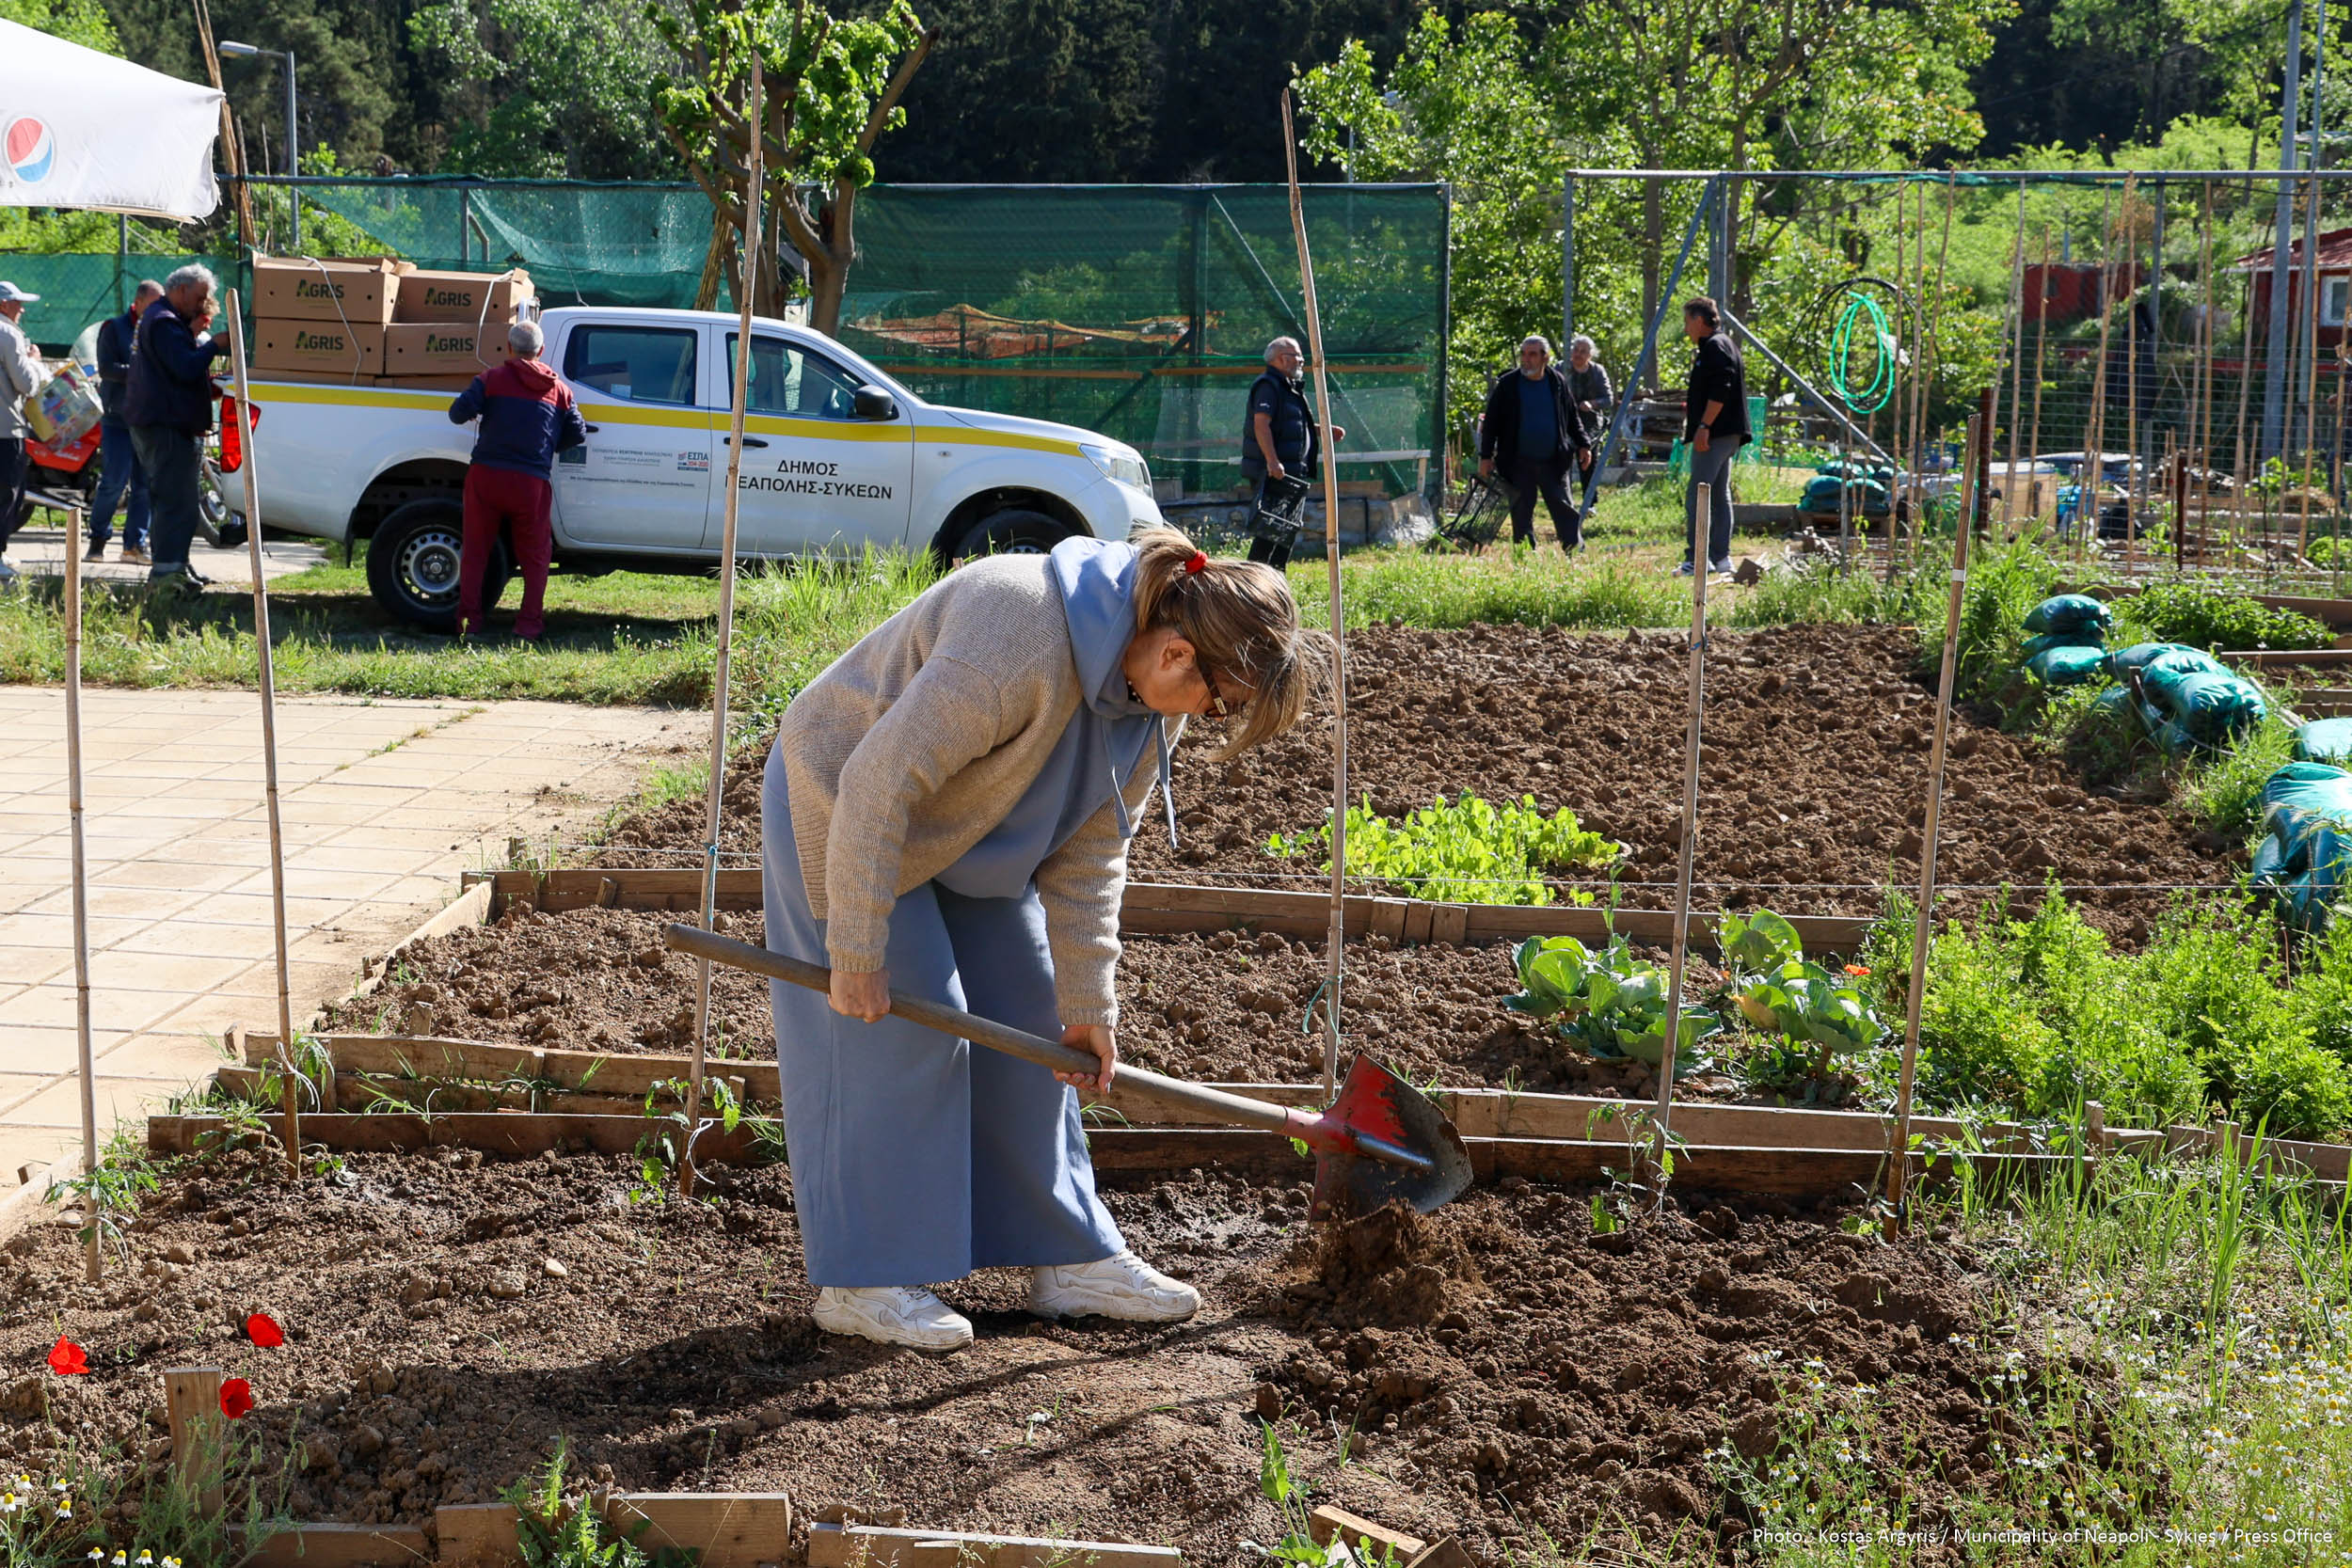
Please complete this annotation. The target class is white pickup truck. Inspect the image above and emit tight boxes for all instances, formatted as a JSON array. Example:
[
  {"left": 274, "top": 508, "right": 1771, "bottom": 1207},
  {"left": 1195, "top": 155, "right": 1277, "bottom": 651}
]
[{"left": 239, "top": 304, "right": 1163, "bottom": 628}]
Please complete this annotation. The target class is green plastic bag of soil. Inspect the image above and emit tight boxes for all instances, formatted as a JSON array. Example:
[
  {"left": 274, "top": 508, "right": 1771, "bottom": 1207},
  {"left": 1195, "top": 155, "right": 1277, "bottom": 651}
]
[
  {"left": 2136, "top": 658, "right": 2267, "bottom": 749},
  {"left": 2298, "top": 718, "right": 2352, "bottom": 765},
  {"left": 2251, "top": 761, "right": 2352, "bottom": 930},
  {"left": 2107, "top": 641, "right": 2215, "bottom": 677},
  {"left": 2021, "top": 630, "right": 2106, "bottom": 660},
  {"left": 2026, "top": 644, "right": 2112, "bottom": 686},
  {"left": 1801, "top": 473, "right": 1890, "bottom": 516},
  {"left": 2023, "top": 594, "right": 2115, "bottom": 636}
]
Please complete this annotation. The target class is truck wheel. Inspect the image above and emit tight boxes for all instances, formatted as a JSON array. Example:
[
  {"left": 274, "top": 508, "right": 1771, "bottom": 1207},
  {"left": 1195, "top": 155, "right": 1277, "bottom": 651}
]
[
  {"left": 953, "top": 508, "right": 1071, "bottom": 562},
  {"left": 369, "top": 499, "right": 504, "bottom": 632}
]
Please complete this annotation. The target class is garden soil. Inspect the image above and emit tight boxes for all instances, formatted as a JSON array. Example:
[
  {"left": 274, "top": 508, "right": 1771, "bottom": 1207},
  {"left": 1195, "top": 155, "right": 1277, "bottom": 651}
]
[
  {"left": 325, "top": 904, "right": 1748, "bottom": 1101},
  {"left": 0, "top": 1146, "right": 2058, "bottom": 1565},
  {"left": 601, "top": 623, "right": 2236, "bottom": 944}
]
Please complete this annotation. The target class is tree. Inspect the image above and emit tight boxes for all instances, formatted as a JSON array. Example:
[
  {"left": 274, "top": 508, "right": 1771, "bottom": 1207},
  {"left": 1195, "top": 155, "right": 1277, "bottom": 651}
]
[
  {"left": 650, "top": 0, "right": 935, "bottom": 332},
  {"left": 409, "top": 0, "right": 683, "bottom": 179}
]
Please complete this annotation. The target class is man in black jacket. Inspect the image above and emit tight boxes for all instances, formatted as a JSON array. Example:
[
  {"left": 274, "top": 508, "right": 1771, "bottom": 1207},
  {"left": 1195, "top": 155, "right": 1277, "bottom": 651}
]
[
  {"left": 123, "top": 264, "right": 228, "bottom": 594},
  {"left": 1680, "top": 296, "right": 1748, "bottom": 576},
  {"left": 86, "top": 278, "right": 162, "bottom": 563},
  {"left": 1478, "top": 335, "right": 1593, "bottom": 551}
]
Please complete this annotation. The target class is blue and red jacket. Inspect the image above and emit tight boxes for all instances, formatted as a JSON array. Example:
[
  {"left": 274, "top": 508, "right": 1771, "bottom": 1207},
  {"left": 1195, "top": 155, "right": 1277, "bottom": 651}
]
[{"left": 448, "top": 356, "right": 588, "bottom": 480}]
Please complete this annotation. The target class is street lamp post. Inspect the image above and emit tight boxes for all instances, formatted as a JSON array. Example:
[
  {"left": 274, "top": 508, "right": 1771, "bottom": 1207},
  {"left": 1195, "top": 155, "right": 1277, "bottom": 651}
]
[{"left": 219, "top": 41, "right": 297, "bottom": 252}]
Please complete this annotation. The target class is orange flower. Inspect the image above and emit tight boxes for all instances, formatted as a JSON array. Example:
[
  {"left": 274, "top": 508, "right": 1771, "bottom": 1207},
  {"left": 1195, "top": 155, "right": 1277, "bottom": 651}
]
[{"left": 1843, "top": 963, "right": 1872, "bottom": 977}]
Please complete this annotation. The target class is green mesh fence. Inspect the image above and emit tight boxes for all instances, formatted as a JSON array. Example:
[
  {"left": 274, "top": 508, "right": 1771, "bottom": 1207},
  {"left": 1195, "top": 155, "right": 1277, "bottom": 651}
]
[
  {"left": 290, "top": 178, "right": 1448, "bottom": 499},
  {"left": 0, "top": 253, "right": 227, "bottom": 354}
]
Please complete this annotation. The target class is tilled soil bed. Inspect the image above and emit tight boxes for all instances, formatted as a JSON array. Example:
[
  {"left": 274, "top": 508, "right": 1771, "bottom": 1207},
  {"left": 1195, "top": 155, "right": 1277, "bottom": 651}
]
[
  {"left": 326, "top": 904, "right": 1752, "bottom": 1101},
  {"left": 604, "top": 623, "right": 2236, "bottom": 942},
  {"left": 1, "top": 1146, "right": 2058, "bottom": 1564}
]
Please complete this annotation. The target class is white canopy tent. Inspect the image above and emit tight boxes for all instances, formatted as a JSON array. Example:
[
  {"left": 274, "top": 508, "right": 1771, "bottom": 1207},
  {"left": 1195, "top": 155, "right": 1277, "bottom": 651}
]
[{"left": 0, "top": 17, "right": 221, "bottom": 220}]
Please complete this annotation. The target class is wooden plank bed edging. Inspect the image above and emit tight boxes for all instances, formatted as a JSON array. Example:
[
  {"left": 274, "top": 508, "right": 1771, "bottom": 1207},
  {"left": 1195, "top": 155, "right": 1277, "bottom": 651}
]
[
  {"left": 470, "top": 870, "right": 1868, "bottom": 954},
  {"left": 148, "top": 1113, "right": 760, "bottom": 1164},
  {"left": 807, "top": 1523, "right": 1181, "bottom": 1568}
]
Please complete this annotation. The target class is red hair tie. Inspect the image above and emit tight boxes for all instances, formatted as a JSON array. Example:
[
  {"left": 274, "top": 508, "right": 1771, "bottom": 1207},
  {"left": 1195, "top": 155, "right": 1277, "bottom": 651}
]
[{"left": 1184, "top": 550, "right": 1209, "bottom": 575}]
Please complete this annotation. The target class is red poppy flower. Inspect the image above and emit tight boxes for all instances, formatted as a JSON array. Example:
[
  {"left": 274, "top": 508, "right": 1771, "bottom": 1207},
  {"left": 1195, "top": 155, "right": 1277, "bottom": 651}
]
[
  {"left": 1843, "top": 964, "right": 1872, "bottom": 978},
  {"left": 46, "top": 1337, "right": 87, "bottom": 1376},
  {"left": 219, "top": 1378, "right": 255, "bottom": 1419},
  {"left": 244, "top": 1313, "right": 284, "bottom": 1348}
]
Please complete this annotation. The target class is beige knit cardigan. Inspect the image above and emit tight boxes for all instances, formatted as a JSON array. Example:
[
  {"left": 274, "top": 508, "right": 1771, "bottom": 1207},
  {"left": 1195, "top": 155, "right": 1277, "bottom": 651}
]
[{"left": 776, "top": 555, "right": 1173, "bottom": 1029}]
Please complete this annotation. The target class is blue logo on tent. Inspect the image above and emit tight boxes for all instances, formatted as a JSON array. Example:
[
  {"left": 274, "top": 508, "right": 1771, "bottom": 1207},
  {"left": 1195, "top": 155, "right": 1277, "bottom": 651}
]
[{"left": 6, "top": 118, "right": 54, "bottom": 184}]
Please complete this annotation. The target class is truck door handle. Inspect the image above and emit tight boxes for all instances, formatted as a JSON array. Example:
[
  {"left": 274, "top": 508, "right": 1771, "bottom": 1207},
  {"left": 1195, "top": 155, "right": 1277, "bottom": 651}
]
[
  {"left": 727, "top": 436, "right": 770, "bottom": 449},
  {"left": 584, "top": 424, "right": 601, "bottom": 434}
]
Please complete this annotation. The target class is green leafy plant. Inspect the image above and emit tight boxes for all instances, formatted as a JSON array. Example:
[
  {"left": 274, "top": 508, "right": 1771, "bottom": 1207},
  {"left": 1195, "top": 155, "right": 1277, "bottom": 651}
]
[
  {"left": 1717, "top": 908, "right": 1803, "bottom": 978},
  {"left": 54, "top": 1131, "right": 163, "bottom": 1263},
  {"left": 1268, "top": 793, "right": 1619, "bottom": 906},
  {"left": 631, "top": 1077, "right": 742, "bottom": 1201},
  {"left": 507, "top": 1441, "right": 689, "bottom": 1568},
  {"left": 2119, "top": 581, "right": 2328, "bottom": 653},
  {"left": 1732, "top": 959, "right": 1889, "bottom": 1055},
  {"left": 1508, "top": 935, "right": 1717, "bottom": 1074}
]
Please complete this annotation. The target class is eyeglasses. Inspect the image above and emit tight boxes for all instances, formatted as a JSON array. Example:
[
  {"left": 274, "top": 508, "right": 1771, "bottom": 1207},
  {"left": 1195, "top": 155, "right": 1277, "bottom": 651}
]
[{"left": 1193, "top": 652, "right": 1249, "bottom": 721}]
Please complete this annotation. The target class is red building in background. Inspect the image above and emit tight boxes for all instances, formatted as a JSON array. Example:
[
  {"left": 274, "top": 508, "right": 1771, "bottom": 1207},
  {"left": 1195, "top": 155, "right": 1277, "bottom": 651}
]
[
  {"left": 2233, "top": 228, "right": 2352, "bottom": 349},
  {"left": 2021, "top": 261, "right": 2146, "bottom": 323}
]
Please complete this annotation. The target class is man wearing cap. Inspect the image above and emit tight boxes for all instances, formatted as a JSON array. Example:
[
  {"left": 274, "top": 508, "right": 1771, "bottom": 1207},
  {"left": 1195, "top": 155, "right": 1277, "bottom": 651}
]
[
  {"left": 0, "top": 281, "right": 49, "bottom": 585},
  {"left": 124, "top": 263, "right": 230, "bottom": 594}
]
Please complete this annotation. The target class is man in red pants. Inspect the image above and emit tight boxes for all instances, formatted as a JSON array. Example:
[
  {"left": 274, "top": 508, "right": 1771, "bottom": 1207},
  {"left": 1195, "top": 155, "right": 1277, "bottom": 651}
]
[{"left": 447, "top": 319, "right": 587, "bottom": 639}]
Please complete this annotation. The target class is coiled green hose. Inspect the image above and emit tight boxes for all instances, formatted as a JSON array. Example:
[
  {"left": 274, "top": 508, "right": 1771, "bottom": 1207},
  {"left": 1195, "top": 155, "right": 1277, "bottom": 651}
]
[{"left": 1830, "top": 291, "right": 1897, "bottom": 414}]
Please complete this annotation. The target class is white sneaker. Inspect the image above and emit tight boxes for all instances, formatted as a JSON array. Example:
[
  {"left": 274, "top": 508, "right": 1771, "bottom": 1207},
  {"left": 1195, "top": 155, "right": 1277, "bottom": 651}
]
[
  {"left": 1030, "top": 1250, "right": 1201, "bottom": 1323},
  {"left": 0, "top": 556, "right": 17, "bottom": 584},
  {"left": 811, "top": 1285, "right": 973, "bottom": 1351},
  {"left": 1708, "top": 558, "right": 1735, "bottom": 576}
]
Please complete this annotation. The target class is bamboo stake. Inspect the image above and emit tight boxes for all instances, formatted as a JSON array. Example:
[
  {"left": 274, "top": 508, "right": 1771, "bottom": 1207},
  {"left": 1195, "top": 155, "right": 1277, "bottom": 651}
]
[
  {"left": 1281, "top": 91, "right": 1350, "bottom": 1098},
  {"left": 2124, "top": 188, "right": 2141, "bottom": 574},
  {"left": 1651, "top": 480, "right": 1710, "bottom": 1198},
  {"left": 686, "top": 52, "right": 764, "bottom": 1194},
  {"left": 1917, "top": 176, "right": 1955, "bottom": 563},
  {"left": 2196, "top": 181, "right": 2216, "bottom": 565},
  {"left": 222, "top": 293, "right": 300, "bottom": 1181},
  {"left": 2030, "top": 226, "right": 2052, "bottom": 537},
  {"left": 2300, "top": 172, "right": 2324, "bottom": 565},
  {"left": 1885, "top": 406, "right": 1983, "bottom": 1227},
  {"left": 2003, "top": 181, "right": 2028, "bottom": 531},
  {"left": 2083, "top": 184, "right": 2122, "bottom": 562},
  {"left": 2233, "top": 190, "right": 2262, "bottom": 563},
  {"left": 63, "top": 508, "right": 98, "bottom": 1282}
]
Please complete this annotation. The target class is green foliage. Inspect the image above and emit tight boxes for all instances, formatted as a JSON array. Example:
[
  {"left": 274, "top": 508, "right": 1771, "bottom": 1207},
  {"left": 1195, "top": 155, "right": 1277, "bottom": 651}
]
[
  {"left": 2116, "top": 582, "right": 2329, "bottom": 653},
  {"left": 1310, "top": 548, "right": 1685, "bottom": 633},
  {"left": 1732, "top": 959, "right": 1890, "bottom": 1055},
  {"left": 55, "top": 1128, "right": 163, "bottom": 1263},
  {"left": 1504, "top": 935, "right": 1717, "bottom": 1073},
  {"left": 508, "top": 1442, "right": 686, "bottom": 1568},
  {"left": 1918, "top": 539, "right": 2064, "bottom": 707},
  {"left": 2176, "top": 707, "right": 2299, "bottom": 842},
  {"left": 408, "top": 0, "right": 684, "bottom": 179},
  {"left": 1886, "top": 884, "right": 2352, "bottom": 1136},
  {"left": 1268, "top": 793, "right": 1618, "bottom": 906},
  {"left": 1717, "top": 909, "right": 1804, "bottom": 976}
]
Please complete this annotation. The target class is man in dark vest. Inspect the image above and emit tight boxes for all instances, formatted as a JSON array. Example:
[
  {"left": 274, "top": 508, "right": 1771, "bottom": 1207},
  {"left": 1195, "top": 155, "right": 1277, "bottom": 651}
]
[
  {"left": 1478, "top": 335, "right": 1593, "bottom": 551},
  {"left": 87, "top": 278, "right": 162, "bottom": 563},
  {"left": 123, "top": 263, "right": 230, "bottom": 595},
  {"left": 1239, "top": 336, "right": 1342, "bottom": 570}
]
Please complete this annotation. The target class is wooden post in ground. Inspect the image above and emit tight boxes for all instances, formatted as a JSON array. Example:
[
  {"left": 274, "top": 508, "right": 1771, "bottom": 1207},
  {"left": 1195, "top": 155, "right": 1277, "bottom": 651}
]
[
  {"left": 1651, "top": 481, "right": 1710, "bottom": 1197},
  {"left": 164, "top": 1367, "right": 225, "bottom": 1517},
  {"left": 687, "top": 53, "right": 764, "bottom": 1196},
  {"left": 1281, "top": 90, "right": 1351, "bottom": 1098},
  {"left": 1884, "top": 410, "right": 1982, "bottom": 1229},
  {"left": 62, "top": 508, "right": 98, "bottom": 1282},
  {"left": 223, "top": 293, "right": 302, "bottom": 1180}
]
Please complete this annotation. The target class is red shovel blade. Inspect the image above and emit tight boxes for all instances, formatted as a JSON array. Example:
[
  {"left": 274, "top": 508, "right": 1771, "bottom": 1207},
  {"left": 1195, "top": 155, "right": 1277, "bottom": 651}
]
[{"left": 1308, "top": 1054, "right": 1476, "bottom": 1221}]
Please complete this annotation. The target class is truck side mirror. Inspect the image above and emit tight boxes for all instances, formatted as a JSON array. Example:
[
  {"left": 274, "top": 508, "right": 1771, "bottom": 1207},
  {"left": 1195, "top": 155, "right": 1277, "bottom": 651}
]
[{"left": 852, "top": 385, "right": 898, "bottom": 421}]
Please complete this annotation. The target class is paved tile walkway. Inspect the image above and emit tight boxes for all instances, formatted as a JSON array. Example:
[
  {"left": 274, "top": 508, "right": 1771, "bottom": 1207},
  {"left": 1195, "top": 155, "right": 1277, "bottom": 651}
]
[
  {"left": 0, "top": 688, "right": 690, "bottom": 1179},
  {"left": 4, "top": 522, "right": 326, "bottom": 586}
]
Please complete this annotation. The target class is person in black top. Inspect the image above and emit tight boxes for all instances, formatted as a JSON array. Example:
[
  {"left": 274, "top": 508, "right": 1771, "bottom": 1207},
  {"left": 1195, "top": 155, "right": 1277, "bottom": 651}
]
[
  {"left": 1477, "top": 335, "right": 1594, "bottom": 551},
  {"left": 124, "top": 264, "right": 230, "bottom": 594},
  {"left": 1679, "top": 297, "right": 1749, "bottom": 576},
  {"left": 1240, "top": 337, "right": 1342, "bottom": 569},
  {"left": 87, "top": 278, "right": 162, "bottom": 563}
]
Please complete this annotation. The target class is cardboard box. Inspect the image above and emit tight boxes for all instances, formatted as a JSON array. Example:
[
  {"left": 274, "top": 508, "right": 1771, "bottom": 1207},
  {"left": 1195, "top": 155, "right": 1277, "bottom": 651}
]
[
  {"left": 396, "top": 269, "right": 533, "bottom": 325},
  {"left": 251, "top": 256, "right": 407, "bottom": 325},
  {"left": 252, "top": 319, "right": 385, "bottom": 375},
  {"left": 384, "top": 323, "right": 511, "bottom": 376}
]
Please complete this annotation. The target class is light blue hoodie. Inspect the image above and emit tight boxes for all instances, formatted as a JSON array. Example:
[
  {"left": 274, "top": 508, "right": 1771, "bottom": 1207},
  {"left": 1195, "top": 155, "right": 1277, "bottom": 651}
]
[{"left": 930, "top": 537, "right": 1177, "bottom": 901}]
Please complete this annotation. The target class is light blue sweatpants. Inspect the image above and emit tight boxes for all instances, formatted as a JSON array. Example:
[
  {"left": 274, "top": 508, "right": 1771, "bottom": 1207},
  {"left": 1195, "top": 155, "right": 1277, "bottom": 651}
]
[{"left": 760, "top": 744, "right": 1128, "bottom": 1288}]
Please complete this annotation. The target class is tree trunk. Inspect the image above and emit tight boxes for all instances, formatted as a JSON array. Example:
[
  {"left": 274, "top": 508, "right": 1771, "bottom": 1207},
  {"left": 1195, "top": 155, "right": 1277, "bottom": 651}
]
[
  {"left": 807, "top": 180, "right": 861, "bottom": 336},
  {"left": 694, "top": 212, "right": 734, "bottom": 312}
]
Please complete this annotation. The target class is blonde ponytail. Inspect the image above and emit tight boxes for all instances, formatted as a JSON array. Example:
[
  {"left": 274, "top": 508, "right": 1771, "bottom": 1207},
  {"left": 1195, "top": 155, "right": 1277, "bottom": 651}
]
[{"left": 1130, "top": 527, "right": 1331, "bottom": 756}]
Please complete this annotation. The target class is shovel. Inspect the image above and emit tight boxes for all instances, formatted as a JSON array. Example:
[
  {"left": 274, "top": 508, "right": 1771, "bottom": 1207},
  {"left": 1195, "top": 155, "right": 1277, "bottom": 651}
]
[{"left": 663, "top": 924, "right": 1475, "bottom": 1218}]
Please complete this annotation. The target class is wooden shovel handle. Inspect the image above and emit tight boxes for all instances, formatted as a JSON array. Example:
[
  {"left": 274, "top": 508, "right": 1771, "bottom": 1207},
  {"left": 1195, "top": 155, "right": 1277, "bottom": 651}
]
[{"left": 662, "top": 924, "right": 1310, "bottom": 1138}]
